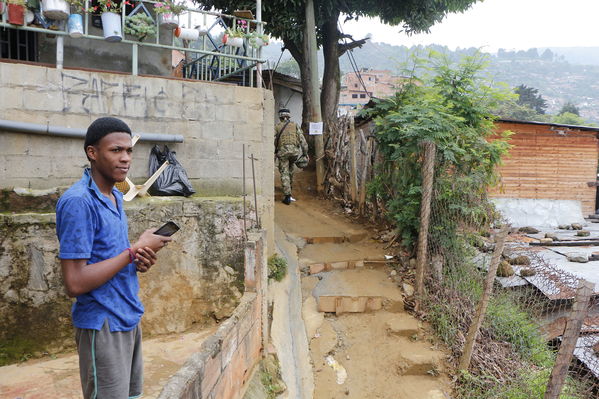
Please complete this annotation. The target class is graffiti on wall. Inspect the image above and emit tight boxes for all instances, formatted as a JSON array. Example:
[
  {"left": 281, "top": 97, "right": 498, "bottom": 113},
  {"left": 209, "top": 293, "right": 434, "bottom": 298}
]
[{"left": 60, "top": 72, "right": 171, "bottom": 118}]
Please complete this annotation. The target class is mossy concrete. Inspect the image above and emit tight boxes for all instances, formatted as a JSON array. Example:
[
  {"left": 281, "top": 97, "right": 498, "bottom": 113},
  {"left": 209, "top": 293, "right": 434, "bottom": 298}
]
[{"left": 0, "top": 197, "right": 252, "bottom": 366}]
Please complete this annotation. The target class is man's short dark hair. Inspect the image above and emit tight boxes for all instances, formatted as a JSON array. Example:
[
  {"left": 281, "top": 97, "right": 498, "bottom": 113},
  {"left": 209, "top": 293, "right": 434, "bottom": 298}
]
[{"left": 84, "top": 117, "right": 132, "bottom": 151}]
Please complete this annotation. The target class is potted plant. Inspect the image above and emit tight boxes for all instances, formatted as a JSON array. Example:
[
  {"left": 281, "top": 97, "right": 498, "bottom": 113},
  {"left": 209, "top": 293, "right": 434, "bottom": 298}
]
[
  {"left": 94, "top": 0, "right": 131, "bottom": 42},
  {"left": 7, "top": 0, "right": 26, "bottom": 25},
  {"left": 41, "top": 0, "right": 69, "bottom": 20},
  {"left": 247, "top": 31, "right": 269, "bottom": 48},
  {"left": 124, "top": 13, "right": 156, "bottom": 41},
  {"left": 222, "top": 19, "right": 247, "bottom": 48},
  {"left": 153, "top": 0, "right": 185, "bottom": 30},
  {"left": 174, "top": 25, "right": 199, "bottom": 41},
  {"left": 65, "top": 0, "right": 85, "bottom": 37}
]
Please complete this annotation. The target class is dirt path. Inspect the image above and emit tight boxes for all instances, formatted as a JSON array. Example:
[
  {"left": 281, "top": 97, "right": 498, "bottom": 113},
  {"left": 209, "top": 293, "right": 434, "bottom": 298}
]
[
  {"left": 275, "top": 170, "right": 452, "bottom": 399},
  {"left": 0, "top": 327, "right": 215, "bottom": 399}
]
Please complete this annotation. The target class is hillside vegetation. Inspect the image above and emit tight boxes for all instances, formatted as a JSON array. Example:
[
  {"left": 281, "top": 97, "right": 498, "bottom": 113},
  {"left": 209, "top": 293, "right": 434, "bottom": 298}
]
[{"left": 263, "top": 42, "right": 599, "bottom": 124}]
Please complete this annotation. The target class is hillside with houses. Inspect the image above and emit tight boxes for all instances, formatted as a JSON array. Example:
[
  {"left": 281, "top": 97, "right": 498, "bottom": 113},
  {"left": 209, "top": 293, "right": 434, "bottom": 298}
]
[{"left": 263, "top": 42, "right": 599, "bottom": 124}]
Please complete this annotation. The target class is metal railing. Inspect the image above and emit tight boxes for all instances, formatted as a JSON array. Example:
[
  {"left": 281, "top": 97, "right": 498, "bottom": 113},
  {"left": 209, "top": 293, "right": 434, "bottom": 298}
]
[{"left": 0, "top": 0, "right": 266, "bottom": 86}]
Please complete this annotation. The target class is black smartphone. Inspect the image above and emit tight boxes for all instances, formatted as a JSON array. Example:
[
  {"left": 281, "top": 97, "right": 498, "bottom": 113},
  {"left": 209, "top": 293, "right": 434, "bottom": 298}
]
[{"left": 154, "top": 221, "right": 180, "bottom": 237}]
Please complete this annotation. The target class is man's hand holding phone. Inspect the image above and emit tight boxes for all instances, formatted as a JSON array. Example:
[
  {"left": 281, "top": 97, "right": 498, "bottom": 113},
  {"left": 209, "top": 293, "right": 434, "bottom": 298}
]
[{"left": 132, "top": 222, "right": 179, "bottom": 272}]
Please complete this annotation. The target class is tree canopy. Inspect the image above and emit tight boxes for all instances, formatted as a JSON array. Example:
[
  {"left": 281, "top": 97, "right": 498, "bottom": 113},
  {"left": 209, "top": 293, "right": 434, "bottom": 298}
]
[
  {"left": 197, "top": 0, "right": 481, "bottom": 133},
  {"left": 514, "top": 84, "right": 548, "bottom": 114},
  {"left": 558, "top": 101, "right": 580, "bottom": 116}
]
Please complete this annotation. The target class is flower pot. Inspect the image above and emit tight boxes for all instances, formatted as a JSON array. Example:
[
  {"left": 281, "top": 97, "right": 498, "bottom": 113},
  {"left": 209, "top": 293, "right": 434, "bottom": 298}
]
[
  {"left": 222, "top": 34, "right": 243, "bottom": 48},
  {"left": 250, "top": 37, "right": 268, "bottom": 48},
  {"left": 158, "top": 13, "right": 178, "bottom": 29},
  {"left": 68, "top": 13, "right": 83, "bottom": 38},
  {"left": 101, "top": 12, "right": 122, "bottom": 42},
  {"left": 174, "top": 27, "right": 199, "bottom": 41},
  {"left": 7, "top": 4, "right": 25, "bottom": 25},
  {"left": 42, "top": 0, "right": 69, "bottom": 20}
]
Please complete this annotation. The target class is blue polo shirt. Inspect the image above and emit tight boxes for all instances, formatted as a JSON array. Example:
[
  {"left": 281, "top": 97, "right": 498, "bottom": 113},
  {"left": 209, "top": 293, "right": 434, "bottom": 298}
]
[{"left": 56, "top": 169, "right": 144, "bottom": 332}]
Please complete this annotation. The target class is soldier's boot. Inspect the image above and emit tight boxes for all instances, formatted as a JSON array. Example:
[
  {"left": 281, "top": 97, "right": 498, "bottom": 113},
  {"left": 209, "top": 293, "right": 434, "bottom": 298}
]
[{"left": 282, "top": 195, "right": 292, "bottom": 205}]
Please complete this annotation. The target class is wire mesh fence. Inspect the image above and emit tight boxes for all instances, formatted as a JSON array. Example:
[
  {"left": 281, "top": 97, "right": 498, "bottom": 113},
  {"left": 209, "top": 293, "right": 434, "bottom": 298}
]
[
  {"left": 421, "top": 143, "right": 599, "bottom": 399},
  {"left": 323, "top": 116, "right": 599, "bottom": 398}
]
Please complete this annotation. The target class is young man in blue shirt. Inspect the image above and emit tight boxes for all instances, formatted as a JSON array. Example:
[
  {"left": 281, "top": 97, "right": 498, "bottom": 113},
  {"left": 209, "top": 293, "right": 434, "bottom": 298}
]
[{"left": 56, "top": 117, "right": 172, "bottom": 398}]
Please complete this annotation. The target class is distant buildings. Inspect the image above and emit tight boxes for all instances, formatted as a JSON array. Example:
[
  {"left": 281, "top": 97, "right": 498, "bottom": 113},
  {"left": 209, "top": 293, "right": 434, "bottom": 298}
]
[{"left": 338, "top": 68, "right": 406, "bottom": 115}]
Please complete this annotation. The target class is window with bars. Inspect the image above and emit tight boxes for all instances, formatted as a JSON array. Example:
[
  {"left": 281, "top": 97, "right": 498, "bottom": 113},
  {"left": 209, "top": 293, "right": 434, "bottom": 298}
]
[{"left": 0, "top": 28, "right": 37, "bottom": 62}]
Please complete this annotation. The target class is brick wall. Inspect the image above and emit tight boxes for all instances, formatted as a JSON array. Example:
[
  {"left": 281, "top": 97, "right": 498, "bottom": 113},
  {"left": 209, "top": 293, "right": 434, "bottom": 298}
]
[{"left": 158, "top": 231, "right": 267, "bottom": 399}]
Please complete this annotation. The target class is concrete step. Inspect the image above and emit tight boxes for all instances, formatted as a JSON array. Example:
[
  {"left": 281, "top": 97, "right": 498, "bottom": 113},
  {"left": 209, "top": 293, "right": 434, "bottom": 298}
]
[
  {"left": 312, "top": 269, "right": 403, "bottom": 315},
  {"left": 300, "top": 240, "right": 388, "bottom": 268},
  {"left": 303, "top": 232, "right": 367, "bottom": 245},
  {"left": 396, "top": 352, "right": 442, "bottom": 376},
  {"left": 317, "top": 295, "right": 383, "bottom": 314},
  {"left": 386, "top": 314, "right": 421, "bottom": 337},
  {"left": 308, "top": 259, "right": 393, "bottom": 274}
]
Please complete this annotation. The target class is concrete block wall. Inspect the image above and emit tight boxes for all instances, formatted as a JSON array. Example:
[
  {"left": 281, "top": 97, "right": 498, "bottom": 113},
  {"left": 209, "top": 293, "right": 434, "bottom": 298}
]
[
  {"left": 158, "top": 231, "right": 267, "bottom": 399},
  {"left": 0, "top": 61, "right": 275, "bottom": 250}
]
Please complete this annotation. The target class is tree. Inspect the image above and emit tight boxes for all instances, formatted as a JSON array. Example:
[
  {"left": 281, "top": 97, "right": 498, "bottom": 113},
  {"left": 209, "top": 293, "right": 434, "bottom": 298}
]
[
  {"left": 197, "top": 0, "right": 481, "bottom": 137},
  {"left": 552, "top": 112, "right": 586, "bottom": 126},
  {"left": 525, "top": 48, "right": 538, "bottom": 59},
  {"left": 558, "top": 101, "right": 580, "bottom": 116},
  {"left": 276, "top": 58, "right": 300, "bottom": 78},
  {"left": 541, "top": 48, "right": 554, "bottom": 61},
  {"left": 493, "top": 99, "right": 548, "bottom": 122},
  {"left": 514, "top": 84, "right": 547, "bottom": 114}
]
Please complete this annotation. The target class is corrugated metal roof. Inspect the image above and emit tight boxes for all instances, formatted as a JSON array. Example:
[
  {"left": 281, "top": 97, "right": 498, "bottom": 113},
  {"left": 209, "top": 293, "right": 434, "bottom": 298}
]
[{"left": 497, "top": 118, "right": 599, "bottom": 133}]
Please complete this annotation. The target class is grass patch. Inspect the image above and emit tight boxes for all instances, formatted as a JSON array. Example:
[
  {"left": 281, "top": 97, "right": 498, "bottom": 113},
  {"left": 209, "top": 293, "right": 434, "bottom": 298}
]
[
  {"left": 457, "top": 368, "right": 590, "bottom": 399},
  {"left": 485, "top": 291, "right": 554, "bottom": 367},
  {"left": 267, "top": 254, "right": 288, "bottom": 281},
  {"left": 260, "top": 354, "right": 286, "bottom": 398}
]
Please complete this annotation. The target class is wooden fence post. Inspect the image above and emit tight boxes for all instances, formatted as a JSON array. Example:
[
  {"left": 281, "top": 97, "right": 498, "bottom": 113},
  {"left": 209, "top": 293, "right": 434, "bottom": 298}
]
[
  {"left": 349, "top": 116, "right": 358, "bottom": 204},
  {"left": 415, "top": 141, "right": 436, "bottom": 312},
  {"left": 358, "top": 135, "right": 373, "bottom": 216},
  {"left": 544, "top": 279, "right": 594, "bottom": 399},
  {"left": 458, "top": 225, "right": 509, "bottom": 371}
]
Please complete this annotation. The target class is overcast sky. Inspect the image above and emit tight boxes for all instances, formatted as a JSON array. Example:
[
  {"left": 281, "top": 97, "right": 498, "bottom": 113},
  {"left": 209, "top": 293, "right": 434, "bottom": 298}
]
[{"left": 341, "top": 0, "right": 599, "bottom": 53}]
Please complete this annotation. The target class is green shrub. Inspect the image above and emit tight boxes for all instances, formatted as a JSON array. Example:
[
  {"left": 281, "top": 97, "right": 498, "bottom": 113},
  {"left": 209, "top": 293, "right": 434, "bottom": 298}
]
[
  {"left": 267, "top": 254, "right": 287, "bottom": 281},
  {"left": 362, "top": 51, "right": 511, "bottom": 251}
]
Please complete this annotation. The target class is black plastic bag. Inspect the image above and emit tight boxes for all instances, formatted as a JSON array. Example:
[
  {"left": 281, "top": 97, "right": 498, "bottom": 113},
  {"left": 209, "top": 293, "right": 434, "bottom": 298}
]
[{"left": 148, "top": 145, "right": 196, "bottom": 197}]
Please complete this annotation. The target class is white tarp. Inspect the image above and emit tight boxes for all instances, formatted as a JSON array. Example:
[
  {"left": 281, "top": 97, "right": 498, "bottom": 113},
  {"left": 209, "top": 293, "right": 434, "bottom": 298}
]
[{"left": 492, "top": 198, "right": 585, "bottom": 228}]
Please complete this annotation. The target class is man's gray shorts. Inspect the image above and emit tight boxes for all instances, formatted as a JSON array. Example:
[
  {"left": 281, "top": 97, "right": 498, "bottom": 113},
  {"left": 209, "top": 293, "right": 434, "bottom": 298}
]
[{"left": 75, "top": 320, "right": 143, "bottom": 399}]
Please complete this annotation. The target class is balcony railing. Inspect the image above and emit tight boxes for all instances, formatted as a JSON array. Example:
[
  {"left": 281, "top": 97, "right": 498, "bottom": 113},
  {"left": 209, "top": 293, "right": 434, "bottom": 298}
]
[{"left": 0, "top": 0, "right": 266, "bottom": 87}]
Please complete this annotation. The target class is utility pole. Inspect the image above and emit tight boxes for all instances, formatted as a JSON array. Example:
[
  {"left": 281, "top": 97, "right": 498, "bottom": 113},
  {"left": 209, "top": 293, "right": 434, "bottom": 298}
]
[{"left": 304, "top": 0, "right": 325, "bottom": 193}]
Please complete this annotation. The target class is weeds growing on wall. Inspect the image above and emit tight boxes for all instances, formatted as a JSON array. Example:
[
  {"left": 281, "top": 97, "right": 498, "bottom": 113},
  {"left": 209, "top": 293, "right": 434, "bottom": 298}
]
[{"left": 267, "top": 254, "right": 288, "bottom": 281}]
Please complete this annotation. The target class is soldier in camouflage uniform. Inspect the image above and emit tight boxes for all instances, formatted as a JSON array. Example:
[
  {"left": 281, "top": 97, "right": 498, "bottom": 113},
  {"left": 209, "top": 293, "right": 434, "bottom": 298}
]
[{"left": 275, "top": 108, "right": 308, "bottom": 205}]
